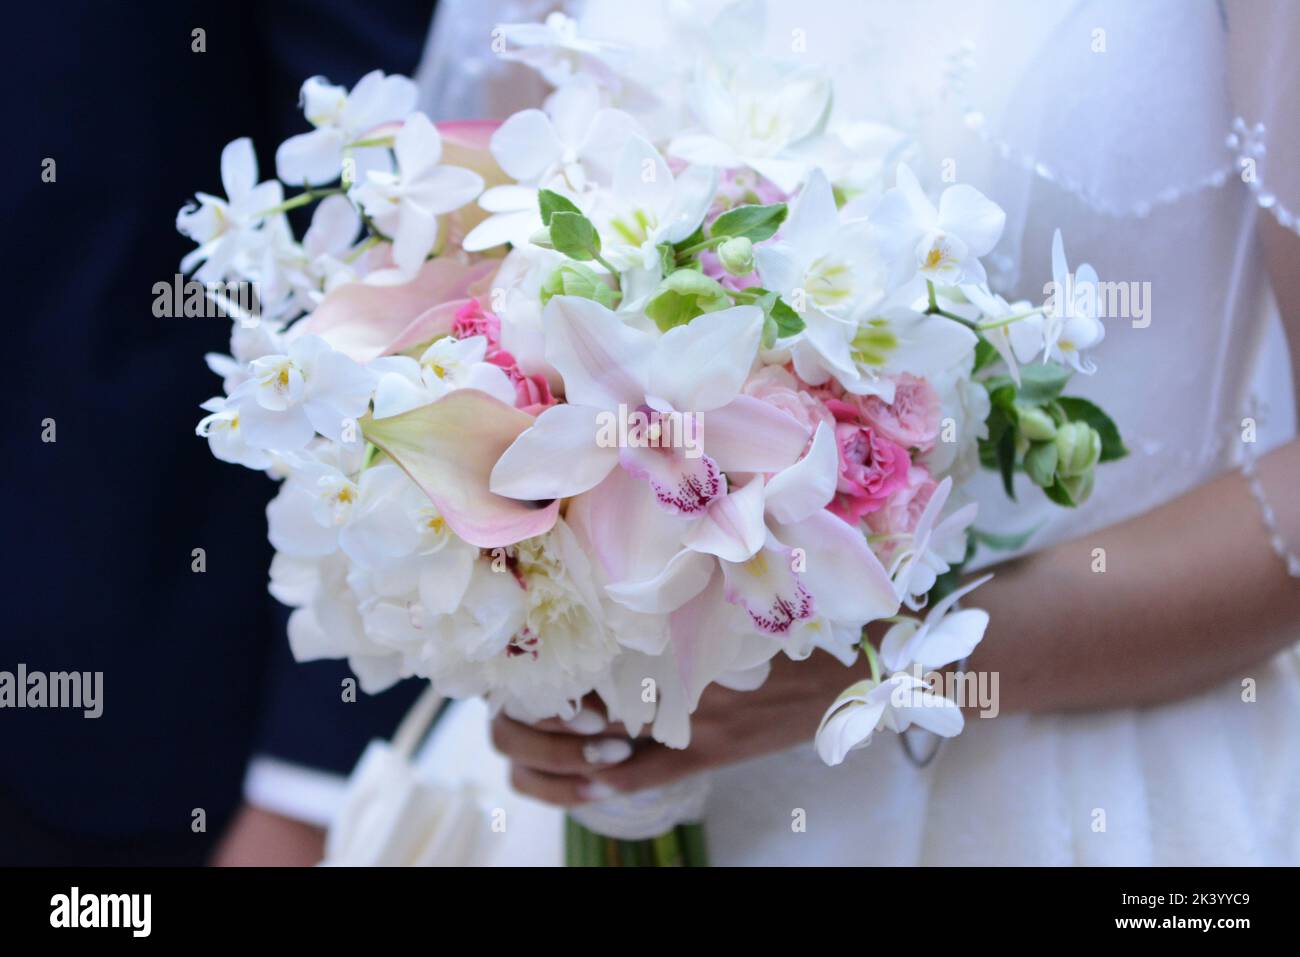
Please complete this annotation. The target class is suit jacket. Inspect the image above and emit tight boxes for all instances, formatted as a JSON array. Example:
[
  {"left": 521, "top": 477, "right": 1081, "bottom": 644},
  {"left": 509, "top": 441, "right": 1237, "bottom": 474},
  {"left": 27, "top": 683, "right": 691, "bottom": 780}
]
[{"left": 0, "top": 0, "right": 436, "bottom": 865}]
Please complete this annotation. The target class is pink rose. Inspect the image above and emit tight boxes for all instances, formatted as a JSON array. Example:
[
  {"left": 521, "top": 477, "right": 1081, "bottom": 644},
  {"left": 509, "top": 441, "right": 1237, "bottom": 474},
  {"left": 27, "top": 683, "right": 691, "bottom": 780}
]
[
  {"left": 825, "top": 400, "right": 911, "bottom": 524},
  {"left": 487, "top": 348, "right": 555, "bottom": 416},
  {"left": 856, "top": 374, "right": 942, "bottom": 450},
  {"left": 866, "top": 465, "right": 937, "bottom": 538},
  {"left": 742, "top": 366, "right": 835, "bottom": 436},
  {"left": 451, "top": 298, "right": 502, "bottom": 347}
]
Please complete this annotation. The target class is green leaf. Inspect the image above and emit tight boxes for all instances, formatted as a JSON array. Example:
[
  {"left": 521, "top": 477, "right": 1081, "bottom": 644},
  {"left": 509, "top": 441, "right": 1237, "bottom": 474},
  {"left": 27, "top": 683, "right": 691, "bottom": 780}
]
[
  {"left": 971, "top": 524, "right": 1042, "bottom": 552},
  {"left": 1042, "top": 477, "right": 1078, "bottom": 508},
  {"left": 645, "top": 269, "right": 732, "bottom": 331},
  {"left": 656, "top": 242, "right": 677, "bottom": 278},
  {"left": 988, "top": 381, "right": 1017, "bottom": 412},
  {"left": 672, "top": 226, "right": 705, "bottom": 253},
  {"left": 1023, "top": 440, "right": 1058, "bottom": 488},
  {"left": 973, "top": 336, "right": 1000, "bottom": 373},
  {"left": 1055, "top": 396, "right": 1128, "bottom": 462},
  {"left": 538, "top": 189, "right": 581, "bottom": 226},
  {"left": 769, "top": 297, "right": 805, "bottom": 337},
  {"left": 996, "top": 426, "right": 1017, "bottom": 501},
  {"left": 708, "top": 203, "right": 788, "bottom": 242},
  {"left": 549, "top": 211, "right": 601, "bottom": 261},
  {"left": 1017, "top": 362, "right": 1072, "bottom": 403}
]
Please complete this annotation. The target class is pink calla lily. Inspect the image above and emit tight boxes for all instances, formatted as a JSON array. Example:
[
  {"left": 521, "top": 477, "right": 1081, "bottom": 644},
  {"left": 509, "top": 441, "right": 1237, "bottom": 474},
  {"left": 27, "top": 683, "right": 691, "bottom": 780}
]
[
  {"left": 295, "top": 258, "right": 498, "bottom": 363},
  {"left": 361, "top": 388, "right": 559, "bottom": 548}
]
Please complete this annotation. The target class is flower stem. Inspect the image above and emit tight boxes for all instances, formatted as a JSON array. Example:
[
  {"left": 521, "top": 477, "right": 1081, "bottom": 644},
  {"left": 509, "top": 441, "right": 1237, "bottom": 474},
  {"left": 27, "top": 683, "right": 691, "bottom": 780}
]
[
  {"left": 674, "top": 235, "right": 726, "bottom": 261},
  {"left": 256, "top": 187, "right": 345, "bottom": 218},
  {"left": 978, "top": 307, "right": 1045, "bottom": 331}
]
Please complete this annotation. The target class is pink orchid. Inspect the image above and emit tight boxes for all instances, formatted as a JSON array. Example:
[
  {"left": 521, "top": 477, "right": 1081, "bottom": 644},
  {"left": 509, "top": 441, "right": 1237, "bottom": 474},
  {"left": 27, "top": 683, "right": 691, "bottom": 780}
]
[
  {"left": 489, "top": 296, "right": 809, "bottom": 517},
  {"left": 582, "top": 423, "right": 898, "bottom": 722}
]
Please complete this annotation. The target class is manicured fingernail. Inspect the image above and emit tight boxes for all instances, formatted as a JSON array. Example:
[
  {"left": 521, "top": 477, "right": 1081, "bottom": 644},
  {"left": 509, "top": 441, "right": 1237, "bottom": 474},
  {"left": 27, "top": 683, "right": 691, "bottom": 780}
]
[
  {"left": 582, "top": 738, "right": 633, "bottom": 766},
  {"left": 564, "top": 708, "right": 606, "bottom": 735},
  {"left": 580, "top": 781, "right": 618, "bottom": 802}
]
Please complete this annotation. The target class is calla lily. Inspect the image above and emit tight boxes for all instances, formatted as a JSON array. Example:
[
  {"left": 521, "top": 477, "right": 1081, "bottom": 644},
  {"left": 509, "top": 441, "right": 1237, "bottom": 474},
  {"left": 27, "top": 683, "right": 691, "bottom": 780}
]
[
  {"left": 294, "top": 257, "right": 497, "bottom": 363},
  {"left": 490, "top": 296, "right": 808, "bottom": 515},
  {"left": 361, "top": 389, "right": 560, "bottom": 548}
]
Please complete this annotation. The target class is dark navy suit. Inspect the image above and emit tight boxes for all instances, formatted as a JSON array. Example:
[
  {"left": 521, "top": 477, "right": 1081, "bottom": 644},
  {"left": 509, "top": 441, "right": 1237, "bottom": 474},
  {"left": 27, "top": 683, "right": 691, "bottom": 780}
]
[{"left": 0, "top": 0, "right": 435, "bottom": 864}]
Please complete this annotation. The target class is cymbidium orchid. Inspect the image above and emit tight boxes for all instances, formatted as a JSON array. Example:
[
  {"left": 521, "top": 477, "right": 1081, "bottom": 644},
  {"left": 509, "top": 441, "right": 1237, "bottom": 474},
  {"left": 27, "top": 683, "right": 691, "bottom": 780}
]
[
  {"left": 490, "top": 296, "right": 808, "bottom": 514},
  {"left": 588, "top": 136, "right": 717, "bottom": 276}
]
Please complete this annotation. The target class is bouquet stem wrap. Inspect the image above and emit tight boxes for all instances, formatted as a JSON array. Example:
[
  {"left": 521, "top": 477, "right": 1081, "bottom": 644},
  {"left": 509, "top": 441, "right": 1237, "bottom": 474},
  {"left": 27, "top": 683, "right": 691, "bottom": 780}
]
[{"left": 565, "top": 774, "right": 712, "bottom": 866}]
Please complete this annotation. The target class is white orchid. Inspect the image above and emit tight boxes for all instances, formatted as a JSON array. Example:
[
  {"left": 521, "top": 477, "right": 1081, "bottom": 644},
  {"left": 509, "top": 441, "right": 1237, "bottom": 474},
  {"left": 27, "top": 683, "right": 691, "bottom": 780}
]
[
  {"left": 668, "top": 59, "right": 832, "bottom": 193},
  {"left": 1042, "top": 230, "right": 1106, "bottom": 374},
  {"left": 815, "top": 672, "right": 963, "bottom": 766},
  {"left": 886, "top": 476, "right": 978, "bottom": 609},
  {"left": 195, "top": 395, "right": 273, "bottom": 470},
  {"left": 177, "top": 138, "right": 283, "bottom": 284},
  {"left": 228, "top": 334, "right": 375, "bottom": 450},
  {"left": 496, "top": 13, "right": 634, "bottom": 96},
  {"left": 350, "top": 112, "right": 484, "bottom": 282},
  {"left": 879, "top": 574, "right": 992, "bottom": 672},
  {"left": 369, "top": 335, "right": 517, "bottom": 419},
  {"left": 872, "top": 164, "right": 1006, "bottom": 290},
  {"left": 463, "top": 80, "right": 641, "bottom": 252},
  {"left": 276, "top": 71, "right": 418, "bottom": 186},
  {"left": 962, "top": 285, "right": 1044, "bottom": 385}
]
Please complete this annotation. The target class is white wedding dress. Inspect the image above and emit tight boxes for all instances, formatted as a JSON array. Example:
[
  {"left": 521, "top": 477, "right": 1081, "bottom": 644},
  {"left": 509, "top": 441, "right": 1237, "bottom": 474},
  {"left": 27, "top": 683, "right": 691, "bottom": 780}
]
[{"left": 411, "top": 0, "right": 1300, "bottom": 865}]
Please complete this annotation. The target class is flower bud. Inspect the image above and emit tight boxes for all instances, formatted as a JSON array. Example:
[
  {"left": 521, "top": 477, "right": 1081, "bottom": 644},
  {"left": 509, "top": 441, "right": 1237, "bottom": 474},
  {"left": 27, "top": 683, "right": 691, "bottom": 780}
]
[
  {"left": 1016, "top": 405, "right": 1057, "bottom": 442},
  {"left": 717, "top": 236, "right": 755, "bottom": 275},
  {"left": 529, "top": 226, "right": 554, "bottom": 249},
  {"left": 1060, "top": 470, "right": 1095, "bottom": 505},
  {"left": 1054, "top": 421, "right": 1101, "bottom": 477},
  {"left": 540, "top": 262, "right": 616, "bottom": 308}
]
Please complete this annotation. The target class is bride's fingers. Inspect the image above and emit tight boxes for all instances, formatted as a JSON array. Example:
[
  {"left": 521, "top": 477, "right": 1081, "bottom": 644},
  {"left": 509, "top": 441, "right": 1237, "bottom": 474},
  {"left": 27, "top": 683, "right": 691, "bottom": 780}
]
[
  {"left": 508, "top": 766, "right": 588, "bottom": 808},
  {"left": 491, "top": 715, "right": 635, "bottom": 776},
  {"left": 586, "top": 741, "right": 700, "bottom": 795}
]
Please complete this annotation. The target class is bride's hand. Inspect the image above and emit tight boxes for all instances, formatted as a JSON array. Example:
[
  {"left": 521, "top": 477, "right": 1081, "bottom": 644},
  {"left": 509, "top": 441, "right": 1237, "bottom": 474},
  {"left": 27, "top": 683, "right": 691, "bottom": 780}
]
[{"left": 491, "top": 649, "right": 858, "bottom": 807}]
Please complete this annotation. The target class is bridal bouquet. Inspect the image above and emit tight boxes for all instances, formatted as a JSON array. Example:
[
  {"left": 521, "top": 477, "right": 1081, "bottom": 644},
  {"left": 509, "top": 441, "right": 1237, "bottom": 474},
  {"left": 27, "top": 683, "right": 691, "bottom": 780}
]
[{"left": 180, "top": 8, "right": 1124, "bottom": 866}]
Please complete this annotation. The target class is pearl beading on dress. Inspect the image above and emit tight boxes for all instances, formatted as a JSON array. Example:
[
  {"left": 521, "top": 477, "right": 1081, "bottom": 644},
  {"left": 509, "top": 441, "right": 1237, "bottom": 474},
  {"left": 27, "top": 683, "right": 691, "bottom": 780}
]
[{"left": 945, "top": 47, "right": 1300, "bottom": 237}]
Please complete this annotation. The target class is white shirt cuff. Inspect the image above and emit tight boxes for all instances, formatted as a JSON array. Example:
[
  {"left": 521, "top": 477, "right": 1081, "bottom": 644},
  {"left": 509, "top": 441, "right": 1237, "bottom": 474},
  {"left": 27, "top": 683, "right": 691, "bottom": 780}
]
[{"left": 243, "top": 755, "right": 349, "bottom": 829}]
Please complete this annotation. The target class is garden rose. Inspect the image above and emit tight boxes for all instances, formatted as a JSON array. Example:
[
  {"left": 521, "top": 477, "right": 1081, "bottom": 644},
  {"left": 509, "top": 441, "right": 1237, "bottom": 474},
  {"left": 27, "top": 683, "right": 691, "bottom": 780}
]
[{"left": 825, "top": 398, "right": 910, "bottom": 523}]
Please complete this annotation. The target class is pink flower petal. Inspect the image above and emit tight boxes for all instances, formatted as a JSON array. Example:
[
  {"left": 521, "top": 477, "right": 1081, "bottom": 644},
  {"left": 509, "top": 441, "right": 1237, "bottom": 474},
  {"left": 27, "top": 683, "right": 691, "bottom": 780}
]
[{"left": 361, "top": 389, "right": 559, "bottom": 548}]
